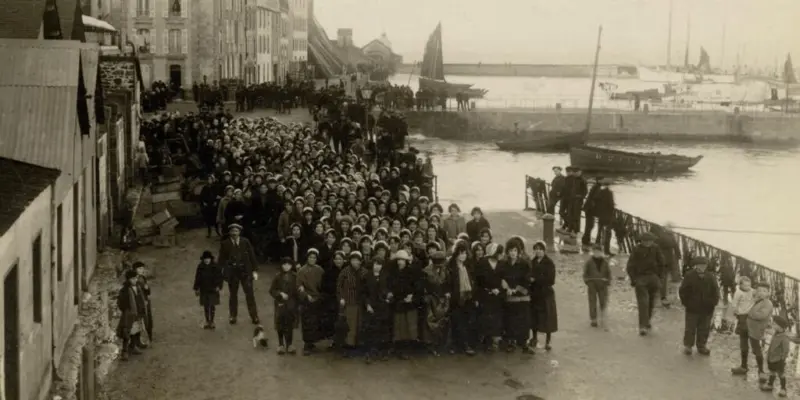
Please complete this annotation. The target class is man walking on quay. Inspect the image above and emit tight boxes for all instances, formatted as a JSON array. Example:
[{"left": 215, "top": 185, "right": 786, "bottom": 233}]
[
  {"left": 547, "top": 166, "right": 565, "bottom": 215},
  {"left": 218, "top": 223, "right": 261, "bottom": 325},
  {"left": 679, "top": 257, "right": 719, "bottom": 355},
  {"left": 626, "top": 232, "right": 666, "bottom": 336}
]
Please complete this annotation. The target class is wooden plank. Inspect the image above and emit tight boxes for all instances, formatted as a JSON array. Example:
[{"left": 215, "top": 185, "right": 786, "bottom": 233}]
[{"left": 151, "top": 191, "right": 182, "bottom": 203}]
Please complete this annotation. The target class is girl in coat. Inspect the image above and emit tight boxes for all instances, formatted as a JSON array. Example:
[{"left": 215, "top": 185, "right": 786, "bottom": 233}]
[
  {"left": 530, "top": 240, "right": 558, "bottom": 351},
  {"left": 297, "top": 248, "right": 326, "bottom": 355},
  {"left": 389, "top": 250, "right": 421, "bottom": 359},
  {"left": 116, "top": 270, "right": 147, "bottom": 361},
  {"left": 422, "top": 251, "right": 452, "bottom": 356},
  {"left": 270, "top": 257, "right": 298, "bottom": 355},
  {"left": 134, "top": 262, "right": 154, "bottom": 345},
  {"left": 443, "top": 204, "right": 467, "bottom": 245},
  {"left": 501, "top": 241, "right": 533, "bottom": 354},
  {"left": 362, "top": 257, "right": 394, "bottom": 363},
  {"left": 199, "top": 176, "right": 220, "bottom": 237},
  {"left": 474, "top": 243, "right": 506, "bottom": 351},
  {"left": 337, "top": 251, "right": 366, "bottom": 356},
  {"left": 193, "top": 251, "right": 224, "bottom": 329}
]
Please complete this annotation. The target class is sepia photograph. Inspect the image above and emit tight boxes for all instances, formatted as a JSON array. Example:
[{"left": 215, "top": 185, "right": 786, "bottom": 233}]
[{"left": 0, "top": 0, "right": 798, "bottom": 399}]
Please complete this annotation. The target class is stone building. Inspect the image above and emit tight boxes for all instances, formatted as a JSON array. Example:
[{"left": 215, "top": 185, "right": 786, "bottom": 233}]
[
  {"left": 289, "top": 0, "right": 308, "bottom": 78},
  {"left": 271, "top": 0, "right": 291, "bottom": 83},
  {"left": 114, "top": 0, "right": 193, "bottom": 88},
  {"left": 362, "top": 32, "right": 403, "bottom": 66},
  {"left": 255, "top": 0, "right": 280, "bottom": 83}
]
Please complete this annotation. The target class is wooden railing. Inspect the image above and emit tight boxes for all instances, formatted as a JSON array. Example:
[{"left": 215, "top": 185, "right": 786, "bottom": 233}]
[{"left": 524, "top": 175, "right": 800, "bottom": 328}]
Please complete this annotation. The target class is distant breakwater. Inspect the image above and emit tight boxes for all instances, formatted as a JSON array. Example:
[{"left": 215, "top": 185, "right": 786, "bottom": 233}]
[
  {"left": 395, "top": 63, "right": 632, "bottom": 78},
  {"left": 403, "top": 109, "right": 800, "bottom": 144}
]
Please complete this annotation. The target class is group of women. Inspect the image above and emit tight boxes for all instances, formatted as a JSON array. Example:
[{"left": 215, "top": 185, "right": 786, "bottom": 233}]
[{"left": 190, "top": 100, "right": 559, "bottom": 362}]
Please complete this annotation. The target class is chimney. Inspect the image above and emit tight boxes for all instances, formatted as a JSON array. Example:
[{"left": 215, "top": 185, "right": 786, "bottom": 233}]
[{"left": 337, "top": 28, "right": 352, "bottom": 47}]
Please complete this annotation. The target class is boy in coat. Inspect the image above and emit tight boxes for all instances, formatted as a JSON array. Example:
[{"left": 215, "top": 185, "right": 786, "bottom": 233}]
[
  {"left": 678, "top": 256, "right": 719, "bottom": 355},
  {"left": 583, "top": 244, "right": 611, "bottom": 328},
  {"left": 270, "top": 257, "right": 298, "bottom": 355},
  {"left": 762, "top": 315, "right": 791, "bottom": 396}
]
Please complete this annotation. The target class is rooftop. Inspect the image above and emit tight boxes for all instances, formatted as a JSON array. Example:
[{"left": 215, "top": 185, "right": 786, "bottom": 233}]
[{"left": 0, "top": 157, "right": 60, "bottom": 237}]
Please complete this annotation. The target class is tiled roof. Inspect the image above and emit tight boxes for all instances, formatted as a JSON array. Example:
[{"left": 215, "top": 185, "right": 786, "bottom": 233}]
[{"left": 0, "top": 157, "right": 60, "bottom": 237}]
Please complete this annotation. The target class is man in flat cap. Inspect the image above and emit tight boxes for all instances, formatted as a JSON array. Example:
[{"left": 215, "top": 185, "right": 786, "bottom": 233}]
[
  {"left": 218, "top": 223, "right": 260, "bottom": 325},
  {"left": 678, "top": 256, "right": 719, "bottom": 355},
  {"left": 626, "top": 232, "right": 666, "bottom": 336}
]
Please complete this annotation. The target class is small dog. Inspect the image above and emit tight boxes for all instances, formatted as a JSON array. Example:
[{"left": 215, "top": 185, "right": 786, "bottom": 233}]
[{"left": 252, "top": 325, "right": 268, "bottom": 349}]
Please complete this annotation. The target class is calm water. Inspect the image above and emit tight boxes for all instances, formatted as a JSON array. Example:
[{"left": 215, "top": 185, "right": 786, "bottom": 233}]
[{"left": 390, "top": 74, "right": 800, "bottom": 274}]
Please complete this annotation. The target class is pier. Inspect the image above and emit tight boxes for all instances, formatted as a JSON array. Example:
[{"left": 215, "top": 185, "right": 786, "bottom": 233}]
[{"left": 403, "top": 108, "right": 800, "bottom": 143}]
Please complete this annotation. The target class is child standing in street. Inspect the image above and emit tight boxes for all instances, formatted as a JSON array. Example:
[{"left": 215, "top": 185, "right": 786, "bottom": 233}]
[
  {"left": 582, "top": 244, "right": 611, "bottom": 328},
  {"left": 729, "top": 276, "right": 755, "bottom": 375},
  {"left": 193, "top": 251, "right": 224, "bottom": 329},
  {"left": 739, "top": 282, "right": 774, "bottom": 383},
  {"left": 270, "top": 257, "right": 298, "bottom": 355},
  {"left": 761, "top": 315, "right": 791, "bottom": 396}
]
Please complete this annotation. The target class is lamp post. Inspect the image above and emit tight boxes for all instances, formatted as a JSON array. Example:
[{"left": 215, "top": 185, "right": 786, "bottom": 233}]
[{"left": 361, "top": 88, "right": 373, "bottom": 140}]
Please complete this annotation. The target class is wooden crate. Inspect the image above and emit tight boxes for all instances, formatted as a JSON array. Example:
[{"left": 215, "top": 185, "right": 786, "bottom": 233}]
[
  {"left": 151, "top": 190, "right": 182, "bottom": 204},
  {"left": 153, "top": 234, "right": 177, "bottom": 248},
  {"left": 151, "top": 181, "right": 183, "bottom": 194},
  {"left": 151, "top": 210, "right": 173, "bottom": 226}
]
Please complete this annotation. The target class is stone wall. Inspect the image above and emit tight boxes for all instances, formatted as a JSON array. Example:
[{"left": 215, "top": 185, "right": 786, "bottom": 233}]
[
  {"left": 100, "top": 58, "right": 137, "bottom": 92},
  {"left": 405, "top": 110, "right": 800, "bottom": 143}
]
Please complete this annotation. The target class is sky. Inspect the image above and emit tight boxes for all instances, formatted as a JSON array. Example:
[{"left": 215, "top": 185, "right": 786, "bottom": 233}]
[{"left": 314, "top": 0, "right": 800, "bottom": 68}]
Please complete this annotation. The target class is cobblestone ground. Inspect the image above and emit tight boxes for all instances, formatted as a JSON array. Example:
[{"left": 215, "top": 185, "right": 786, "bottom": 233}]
[{"left": 100, "top": 211, "right": 786, "bottom": 400}]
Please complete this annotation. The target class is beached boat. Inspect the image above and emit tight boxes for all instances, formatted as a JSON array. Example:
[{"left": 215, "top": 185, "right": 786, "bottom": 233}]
[
  {"left": 570, "top": 145, "right": 703, "bottom": 173},
  {"left": 495, "top": 131, "right": 587, "bottom": 152},
  {"left": 418, "top": 23, "right": 487, "bottom": 98}
]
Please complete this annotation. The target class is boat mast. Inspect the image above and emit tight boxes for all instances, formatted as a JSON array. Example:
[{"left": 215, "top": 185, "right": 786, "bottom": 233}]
[
  {"left": 585, "top": 25, "right": 603, "bottom": 133},
  {"left": 666, "top": 0, "right": 673, "bottom": 69},
  {"left": 683, "top": 14, "right": 690, "bottom": 68}
]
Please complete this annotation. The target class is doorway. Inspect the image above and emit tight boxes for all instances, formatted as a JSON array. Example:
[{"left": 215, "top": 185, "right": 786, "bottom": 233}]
[
  {"left": 169, "top": 64, "right": 182, "bottom": 89},
  {"left": 4, "top": 264, "right": 20, "bottom": 400}
]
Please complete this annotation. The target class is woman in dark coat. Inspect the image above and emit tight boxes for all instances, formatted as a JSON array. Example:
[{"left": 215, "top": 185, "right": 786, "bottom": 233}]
[
  {"left": 283, "top": 223, "right": 309, "bottom": 265},
  {"left": 194, "top": 251, "right": 224, "bottom": 329},
  {"left": 465, "top": 207, "right": 491, "bottom": 243},
  {"left": 422, "top": 251, "right": 452, "bottom": 356},
  {"left": 389, "top": 250, "right": 421, "bottom": 359},
  {"left": 530, "top": 240, "right": 558, "bottom": 350},
  {"left": 134, "top": 262, "right": 154, "bottom": 344},
  {"left": 501, "top": 240, "right": 533, "bottom": 354},
  {"left": 116, "top": 269, "right": 147, "bottom": 360},
  {"left": 362, "top": 257, "right": 393, "bottom": 363},
  {"left": 474, "top": 242, "right": 506, "bottom": 351}
]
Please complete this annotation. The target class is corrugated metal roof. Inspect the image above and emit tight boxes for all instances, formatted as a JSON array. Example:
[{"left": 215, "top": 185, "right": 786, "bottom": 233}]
[
  {"left": 0, "top": 40, "right": 81, "bottom": 87},
  {"left": 0, "top": 86, "right": 78, "bottom": 171},
  {"left": 0, "top": 157, "right": 60, "bottom": 237},
  {"left": 0, "top": 1, "right": 48, "bottom": 39}
]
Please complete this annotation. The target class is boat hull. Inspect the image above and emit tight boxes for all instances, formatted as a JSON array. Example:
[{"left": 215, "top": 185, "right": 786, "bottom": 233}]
[
  {"left": 569, "top": 145, "right": 703, "bottom": 173},
  {"left": 495, "top": 131, "right": 587, "bottom": 152},
  {"left": 418, "top": 77, "right": 488, "bottom": 98}
]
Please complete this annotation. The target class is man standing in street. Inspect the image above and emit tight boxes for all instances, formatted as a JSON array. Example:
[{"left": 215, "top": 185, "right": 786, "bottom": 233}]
[
  {"left": 218, "top": 223, "right": 260, "bottom": 325},
  {"left": 547, "top": 166, "right": 565, "bottom": 215},
  {"left": 626, "top": 232, "right": 666, "bottom": 336},
  {"left": 679, "top": 256, "right": 719, "bottom": 355}
]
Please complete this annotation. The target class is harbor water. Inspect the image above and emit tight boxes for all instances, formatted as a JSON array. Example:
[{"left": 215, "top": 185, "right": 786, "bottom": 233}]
[{"left": 390, "top": 74, "right": 800, "bottom": 274}]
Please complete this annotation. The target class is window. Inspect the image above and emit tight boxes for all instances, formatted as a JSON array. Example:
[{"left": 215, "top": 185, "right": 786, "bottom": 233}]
[
  {"left": 56, "top": 205, "right": 63, "bottom": 281},
  {"left": 32, "top": 233, "right": 42, "bottom": 323},
  {"left": 170, "top": 0, "right": 182, "bottom": 17},
  {"left": 137, "top": 0, "right": 150, "bottom": 16},
  {"left": 137, "top": 28, "right": 151, "bottom": 53},
  {"left": 168, "top": 29, "right": 182, "bottom": 53}
]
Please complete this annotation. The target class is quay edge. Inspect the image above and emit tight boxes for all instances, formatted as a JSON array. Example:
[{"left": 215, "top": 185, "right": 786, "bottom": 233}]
[{"left": 404, "top": 109, "right": 800, "bottom": 144}]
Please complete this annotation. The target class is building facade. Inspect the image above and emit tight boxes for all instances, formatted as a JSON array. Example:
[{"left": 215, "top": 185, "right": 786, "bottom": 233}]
[
  {"left": 289, "top": 0, "right": 308, "bottom": 78},
  {"left": 272, "top": 0, "right": 290, "bottom": 83},
  {"left": 212, "top": 0, "right": 247, "bottom": 82},
  {"left": 114, "top": 0, "right": 193, "bottom": 88},
  {"left": 255, "top": 0, "right": 279, "bottom": 83}
]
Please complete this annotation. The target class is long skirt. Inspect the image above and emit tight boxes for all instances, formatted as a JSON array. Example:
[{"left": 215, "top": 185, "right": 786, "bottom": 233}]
[
  {"left": 503, "top": 301, "right": 531, "bottom": 344},
  {"left": 320, "top": 298, "right": 339, "bottom": 339},
  {"left": 393, "top": 309, "right": 419, "bottom": 342},
  {"left": 300, "top": 300, "right": 325, "bottom": 342},
  {"left": 363, "top": 305, "right": 393, "bottom": 347},
  {"left": 531, "top": 294, "right": 559, "bottom": 334},
  {"left": 342, "top": 305, "right": 362, "bottom": 347},
  {"left": 422, "top": 296, "right": 450, "bottom": 345},
  {"left": 478, "top": 298, "right": 504, "bottom": 338}
]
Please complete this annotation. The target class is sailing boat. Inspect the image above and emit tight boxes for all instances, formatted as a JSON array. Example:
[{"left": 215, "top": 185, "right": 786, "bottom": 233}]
[
  {"left": 494, "top": 26, "right": 602, "bottom": 153},
  {"left": 418, "top": 23, "right": 487, "bottom": 98}
]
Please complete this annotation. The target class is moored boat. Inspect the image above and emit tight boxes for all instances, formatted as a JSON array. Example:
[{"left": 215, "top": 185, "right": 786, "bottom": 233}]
[
  {"left": 570, "top": 145, "right": 703, "bottom": 173},
  {"left": 495, "top": 131, "right": 587, "bottom": 152},
  {"left": 417, "top": 23, "right": 488, "bottom": 99}
]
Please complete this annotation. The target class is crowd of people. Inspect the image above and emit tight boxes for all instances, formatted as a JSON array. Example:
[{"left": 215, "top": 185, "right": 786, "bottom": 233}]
[{"left": 122, "top": 78, "right": 791, "bottom": 397}]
